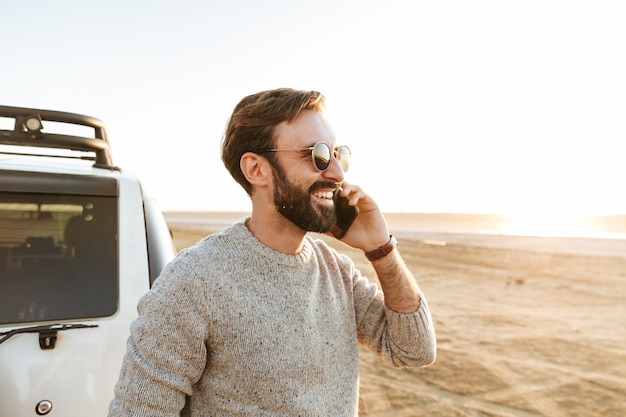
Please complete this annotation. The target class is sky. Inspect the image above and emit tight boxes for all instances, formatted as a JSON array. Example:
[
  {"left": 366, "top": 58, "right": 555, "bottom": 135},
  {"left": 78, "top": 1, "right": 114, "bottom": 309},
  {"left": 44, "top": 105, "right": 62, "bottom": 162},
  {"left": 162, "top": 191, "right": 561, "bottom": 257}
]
[{"left": 2, "top": 0, "right": 625, "bottom": 217}]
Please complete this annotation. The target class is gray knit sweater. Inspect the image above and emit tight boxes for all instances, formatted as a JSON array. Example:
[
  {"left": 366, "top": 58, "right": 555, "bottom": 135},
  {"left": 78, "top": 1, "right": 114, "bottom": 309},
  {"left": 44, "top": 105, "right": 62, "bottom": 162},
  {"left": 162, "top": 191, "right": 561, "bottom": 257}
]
[{"left": 109, "top": 219, "right": 436, "bottom": 417}]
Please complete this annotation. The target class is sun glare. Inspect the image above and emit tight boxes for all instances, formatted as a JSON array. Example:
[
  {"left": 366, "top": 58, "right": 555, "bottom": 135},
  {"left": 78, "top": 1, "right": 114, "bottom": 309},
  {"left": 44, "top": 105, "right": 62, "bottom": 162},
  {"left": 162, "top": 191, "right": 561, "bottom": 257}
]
[{"left": 501, "top": 212, "right": 594, "bottom": 237}]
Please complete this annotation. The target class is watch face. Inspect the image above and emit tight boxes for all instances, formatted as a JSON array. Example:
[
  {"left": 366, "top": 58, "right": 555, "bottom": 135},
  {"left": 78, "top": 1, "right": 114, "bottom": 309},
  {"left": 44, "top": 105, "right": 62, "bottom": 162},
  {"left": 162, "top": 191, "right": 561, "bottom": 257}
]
[{"left": 26, "top": 118, "right": 42, "bottom": 131}]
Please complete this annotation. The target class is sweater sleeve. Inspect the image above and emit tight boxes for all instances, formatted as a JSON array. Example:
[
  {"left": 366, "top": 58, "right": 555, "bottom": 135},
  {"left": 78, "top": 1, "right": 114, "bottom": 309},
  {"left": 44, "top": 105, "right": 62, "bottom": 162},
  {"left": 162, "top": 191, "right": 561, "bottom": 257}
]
[
  {"left": 108, "top": 256, "right": 210, "bottom": 417},
  {"left": 353, "top": 273, "right": 437, "bottom": 368}
]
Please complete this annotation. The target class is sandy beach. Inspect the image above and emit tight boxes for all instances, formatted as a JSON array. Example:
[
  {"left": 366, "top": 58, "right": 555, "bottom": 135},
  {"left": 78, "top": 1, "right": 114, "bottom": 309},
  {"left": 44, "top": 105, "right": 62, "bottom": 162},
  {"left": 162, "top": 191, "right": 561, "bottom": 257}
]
[{"left": 165, "top": 212, "right": 626, "bottom": 417}]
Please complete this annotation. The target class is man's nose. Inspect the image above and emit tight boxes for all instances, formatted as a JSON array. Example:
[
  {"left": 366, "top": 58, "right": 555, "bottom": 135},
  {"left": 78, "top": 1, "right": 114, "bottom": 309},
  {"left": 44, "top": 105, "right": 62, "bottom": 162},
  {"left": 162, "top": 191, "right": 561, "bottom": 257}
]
[{"left": 322, "top": 155, "right": 345, "bottom": 183}]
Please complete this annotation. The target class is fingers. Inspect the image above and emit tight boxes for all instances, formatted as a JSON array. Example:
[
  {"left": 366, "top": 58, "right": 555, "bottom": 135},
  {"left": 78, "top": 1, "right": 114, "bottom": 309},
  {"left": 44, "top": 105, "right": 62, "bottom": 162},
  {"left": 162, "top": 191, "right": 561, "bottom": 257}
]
[
  {"left": 337, "top": 182, "right": 362, "bottom": 206},
  {"left": 338, "top": 182, "right": 378, "bottom": 213}
]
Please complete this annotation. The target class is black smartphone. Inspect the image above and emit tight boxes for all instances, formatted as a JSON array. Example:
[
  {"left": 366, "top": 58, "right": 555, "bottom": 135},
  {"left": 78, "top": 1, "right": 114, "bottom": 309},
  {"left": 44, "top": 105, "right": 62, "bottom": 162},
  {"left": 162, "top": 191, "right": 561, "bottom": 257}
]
[{"left": 332, "top": 192, "right": 359, "bottom": 239}]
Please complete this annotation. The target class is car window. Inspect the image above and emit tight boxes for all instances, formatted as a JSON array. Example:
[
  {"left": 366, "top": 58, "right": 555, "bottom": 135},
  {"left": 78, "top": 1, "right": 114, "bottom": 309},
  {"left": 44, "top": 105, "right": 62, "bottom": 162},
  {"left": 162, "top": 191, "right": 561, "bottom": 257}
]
[{"left": 0, "top": 193, "right": 118, "bottom": 325}]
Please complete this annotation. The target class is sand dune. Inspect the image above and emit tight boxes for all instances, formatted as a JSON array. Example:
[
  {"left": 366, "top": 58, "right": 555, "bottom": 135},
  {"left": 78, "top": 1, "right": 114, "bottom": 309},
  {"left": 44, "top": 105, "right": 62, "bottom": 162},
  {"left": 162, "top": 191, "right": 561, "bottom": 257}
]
[{"left": 165, "top": 212, "right": 626, "bottom": 416}]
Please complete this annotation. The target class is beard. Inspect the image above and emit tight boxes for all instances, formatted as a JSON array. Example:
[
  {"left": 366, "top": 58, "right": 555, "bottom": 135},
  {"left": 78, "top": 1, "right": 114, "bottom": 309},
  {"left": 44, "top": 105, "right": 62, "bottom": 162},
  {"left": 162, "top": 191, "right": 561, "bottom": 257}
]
[{"left": 272, "top": 163, "right": 337, "bottom": 233}]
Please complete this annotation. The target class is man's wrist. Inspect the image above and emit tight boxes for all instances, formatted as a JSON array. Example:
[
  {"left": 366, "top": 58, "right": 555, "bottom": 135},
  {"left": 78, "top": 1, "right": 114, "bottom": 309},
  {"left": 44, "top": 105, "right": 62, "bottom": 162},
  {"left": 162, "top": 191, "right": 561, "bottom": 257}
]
[{"left": 365, "top": 235, "right": 398, "bottom": 262}]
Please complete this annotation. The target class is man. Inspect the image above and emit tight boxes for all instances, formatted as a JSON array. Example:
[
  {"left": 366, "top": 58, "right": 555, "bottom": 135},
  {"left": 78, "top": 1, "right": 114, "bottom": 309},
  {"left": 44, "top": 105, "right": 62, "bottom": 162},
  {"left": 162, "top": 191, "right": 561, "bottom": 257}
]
[{"left": 109, "top": 88, "right": 436, "bottom": 416}]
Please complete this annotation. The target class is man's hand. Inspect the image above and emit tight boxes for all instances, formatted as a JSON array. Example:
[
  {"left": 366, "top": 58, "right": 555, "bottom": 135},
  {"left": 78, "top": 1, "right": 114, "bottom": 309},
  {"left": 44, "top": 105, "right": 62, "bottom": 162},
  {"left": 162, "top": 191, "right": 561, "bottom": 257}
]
[{"left": 331, "top": 182, "right": 390, "bottom": 253}]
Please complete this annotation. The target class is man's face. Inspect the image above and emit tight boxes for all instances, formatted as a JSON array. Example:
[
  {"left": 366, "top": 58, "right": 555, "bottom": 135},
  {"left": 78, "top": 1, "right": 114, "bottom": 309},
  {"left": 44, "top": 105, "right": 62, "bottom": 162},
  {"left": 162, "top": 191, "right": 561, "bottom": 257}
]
[{"left": 270, "top": 110, "right": 345, "bottom": 233}]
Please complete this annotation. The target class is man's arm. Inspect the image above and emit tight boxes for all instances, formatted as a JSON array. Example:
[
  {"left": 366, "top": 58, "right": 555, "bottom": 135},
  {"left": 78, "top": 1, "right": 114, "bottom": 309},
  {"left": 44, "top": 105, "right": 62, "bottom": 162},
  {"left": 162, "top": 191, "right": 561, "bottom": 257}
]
[
  {"left": 368, "top": 241, "right": 422, "bottom": 313},
  {"left": 108, "top": 262, "right": 208, "bottom": 416},
  {"left": 335, "top": 183, "right": 436, "bottom": 366},
  {"left": 334, "top": 183, "right": 423, "bottom": 313},
  {"left": 351, "top": 259, "right": 436, "bottom": 368}
]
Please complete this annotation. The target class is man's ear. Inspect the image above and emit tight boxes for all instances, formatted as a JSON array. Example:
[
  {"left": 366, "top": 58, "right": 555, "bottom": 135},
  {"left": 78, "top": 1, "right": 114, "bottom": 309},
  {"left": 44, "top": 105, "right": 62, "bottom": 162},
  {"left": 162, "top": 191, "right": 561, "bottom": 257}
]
[{"left": 240, "top": 152, "right": 271, "bottom": 187}]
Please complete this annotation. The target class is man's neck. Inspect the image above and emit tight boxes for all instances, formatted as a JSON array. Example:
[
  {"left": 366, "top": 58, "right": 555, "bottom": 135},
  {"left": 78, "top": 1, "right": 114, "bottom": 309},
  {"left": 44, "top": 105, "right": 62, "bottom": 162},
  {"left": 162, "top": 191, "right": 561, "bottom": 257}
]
[{"left": 246, "top": 209, "right": 307, "bottom": 255}]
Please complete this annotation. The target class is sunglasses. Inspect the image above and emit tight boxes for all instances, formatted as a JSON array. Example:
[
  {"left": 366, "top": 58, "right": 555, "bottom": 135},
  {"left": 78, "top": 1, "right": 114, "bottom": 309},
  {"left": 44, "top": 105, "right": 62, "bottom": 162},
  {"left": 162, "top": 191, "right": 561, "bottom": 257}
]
[{"left": 258, "top": 141, "right": 351, "bottom": 172}]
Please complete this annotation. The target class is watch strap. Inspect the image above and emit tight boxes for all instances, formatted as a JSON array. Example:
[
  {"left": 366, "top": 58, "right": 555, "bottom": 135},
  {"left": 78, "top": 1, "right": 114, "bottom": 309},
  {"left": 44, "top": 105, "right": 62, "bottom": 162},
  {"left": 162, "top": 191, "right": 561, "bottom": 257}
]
[{"left": 365, "top": 235, "right": 398, "bottom": 262}]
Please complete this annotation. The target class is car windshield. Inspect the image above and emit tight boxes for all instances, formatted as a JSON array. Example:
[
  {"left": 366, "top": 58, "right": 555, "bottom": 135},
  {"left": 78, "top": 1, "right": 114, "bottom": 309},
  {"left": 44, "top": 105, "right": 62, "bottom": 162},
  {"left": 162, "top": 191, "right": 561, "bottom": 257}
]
[{"left": 0, "top": 193, "right": 118, "bottom": 325}]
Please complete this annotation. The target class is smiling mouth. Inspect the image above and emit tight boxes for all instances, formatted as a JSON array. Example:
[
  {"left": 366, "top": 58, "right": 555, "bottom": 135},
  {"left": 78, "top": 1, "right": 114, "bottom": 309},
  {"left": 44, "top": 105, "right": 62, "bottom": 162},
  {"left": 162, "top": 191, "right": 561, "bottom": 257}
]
[{"left": 312, "top": 190, "right": 334, "bottom": 200}]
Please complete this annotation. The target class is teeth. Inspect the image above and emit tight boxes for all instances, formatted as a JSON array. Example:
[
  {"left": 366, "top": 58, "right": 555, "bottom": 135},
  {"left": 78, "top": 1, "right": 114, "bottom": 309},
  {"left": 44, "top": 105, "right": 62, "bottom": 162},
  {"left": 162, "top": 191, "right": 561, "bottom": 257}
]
[{"left": 313, "top": 191, "right": 334, "bottom": 200}]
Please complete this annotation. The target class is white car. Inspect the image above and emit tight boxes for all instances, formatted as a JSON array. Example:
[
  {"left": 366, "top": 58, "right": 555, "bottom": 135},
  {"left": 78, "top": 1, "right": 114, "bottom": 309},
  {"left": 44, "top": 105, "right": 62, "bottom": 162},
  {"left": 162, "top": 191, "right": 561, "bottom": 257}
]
[{"left": 0, "top": 106, "right": 176, "bottom": 416}]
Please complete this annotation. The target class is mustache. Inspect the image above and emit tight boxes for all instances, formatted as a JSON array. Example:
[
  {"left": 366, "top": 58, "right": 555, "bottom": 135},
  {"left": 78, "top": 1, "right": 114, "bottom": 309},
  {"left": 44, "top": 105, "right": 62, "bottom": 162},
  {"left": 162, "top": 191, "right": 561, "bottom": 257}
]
[{"left": 309, "top": 181, "right": 340, "bottom": 193}]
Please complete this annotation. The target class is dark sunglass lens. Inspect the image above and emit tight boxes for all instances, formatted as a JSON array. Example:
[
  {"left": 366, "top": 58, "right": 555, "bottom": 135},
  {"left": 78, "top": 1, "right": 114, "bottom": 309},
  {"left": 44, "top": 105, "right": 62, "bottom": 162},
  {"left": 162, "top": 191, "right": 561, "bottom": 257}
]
[
  {"left": 312, "top": 142, "right": 331, "bottom": 171},
  {"left": 337, "top": 146, "right": 351, "bottom": 172}
]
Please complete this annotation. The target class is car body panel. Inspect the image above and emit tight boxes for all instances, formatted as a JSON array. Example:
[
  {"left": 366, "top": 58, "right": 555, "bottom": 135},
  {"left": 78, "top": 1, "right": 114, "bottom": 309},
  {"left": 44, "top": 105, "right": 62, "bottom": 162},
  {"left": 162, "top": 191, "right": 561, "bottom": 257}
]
[{"left": 0, "top": 106, "right": 176, "bottom": 416}]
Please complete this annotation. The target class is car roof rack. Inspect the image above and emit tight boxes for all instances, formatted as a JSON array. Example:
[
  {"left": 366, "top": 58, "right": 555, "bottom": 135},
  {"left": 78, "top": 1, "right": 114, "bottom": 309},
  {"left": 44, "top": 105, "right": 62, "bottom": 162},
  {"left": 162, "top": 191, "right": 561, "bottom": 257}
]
[{"left": 0, "top": 105, "right": 119, "bottom": 171}]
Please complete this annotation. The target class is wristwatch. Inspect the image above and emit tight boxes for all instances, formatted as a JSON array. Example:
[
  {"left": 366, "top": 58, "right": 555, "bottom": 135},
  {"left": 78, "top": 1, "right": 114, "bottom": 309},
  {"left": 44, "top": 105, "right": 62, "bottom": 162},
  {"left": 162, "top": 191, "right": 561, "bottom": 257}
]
[{"left": 365, "top": 235, "right": 398, "bottom": 262}]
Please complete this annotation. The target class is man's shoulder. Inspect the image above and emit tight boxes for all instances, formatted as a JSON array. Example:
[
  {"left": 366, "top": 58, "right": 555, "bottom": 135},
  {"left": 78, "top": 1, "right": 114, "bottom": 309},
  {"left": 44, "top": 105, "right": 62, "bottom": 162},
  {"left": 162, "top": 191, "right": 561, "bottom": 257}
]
[
  {"left": 182, "top": 220, "right": 249, "bottom": 254},
  {"left": 306, "top": 235, "right": 354, "bottom": 268}
]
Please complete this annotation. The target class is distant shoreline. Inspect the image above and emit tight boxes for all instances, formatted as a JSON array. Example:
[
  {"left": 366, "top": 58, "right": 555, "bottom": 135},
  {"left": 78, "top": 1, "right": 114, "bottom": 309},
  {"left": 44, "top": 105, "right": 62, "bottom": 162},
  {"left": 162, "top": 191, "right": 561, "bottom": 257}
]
[
  {"left": 164, "top": 211, "right": 626, "bottom": 238},
  {"left": 164, "top": 211, "right": 626, "bottom": 257}
]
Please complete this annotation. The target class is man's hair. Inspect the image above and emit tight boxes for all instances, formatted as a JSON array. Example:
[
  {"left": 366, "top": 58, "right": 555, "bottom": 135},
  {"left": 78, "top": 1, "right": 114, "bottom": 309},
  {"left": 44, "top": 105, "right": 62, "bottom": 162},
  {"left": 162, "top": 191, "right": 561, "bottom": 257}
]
[{"left": 221, "top": 88, "right": 326, "bottom": 195}]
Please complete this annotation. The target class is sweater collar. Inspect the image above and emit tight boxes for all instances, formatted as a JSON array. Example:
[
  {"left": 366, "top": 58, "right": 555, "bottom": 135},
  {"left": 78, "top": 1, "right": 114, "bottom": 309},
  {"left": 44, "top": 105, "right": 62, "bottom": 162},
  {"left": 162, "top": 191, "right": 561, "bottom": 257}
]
[{"left": 227, "top": 217, "right": 315, "bottom": 267}]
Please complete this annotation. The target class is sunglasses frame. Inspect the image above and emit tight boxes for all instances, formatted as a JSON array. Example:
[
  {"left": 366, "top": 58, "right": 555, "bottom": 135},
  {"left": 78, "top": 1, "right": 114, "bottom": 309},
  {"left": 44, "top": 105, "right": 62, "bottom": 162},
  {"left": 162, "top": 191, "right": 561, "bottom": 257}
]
[{"left": 257, "top": 141, "right": 351, "bottom": 172}]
